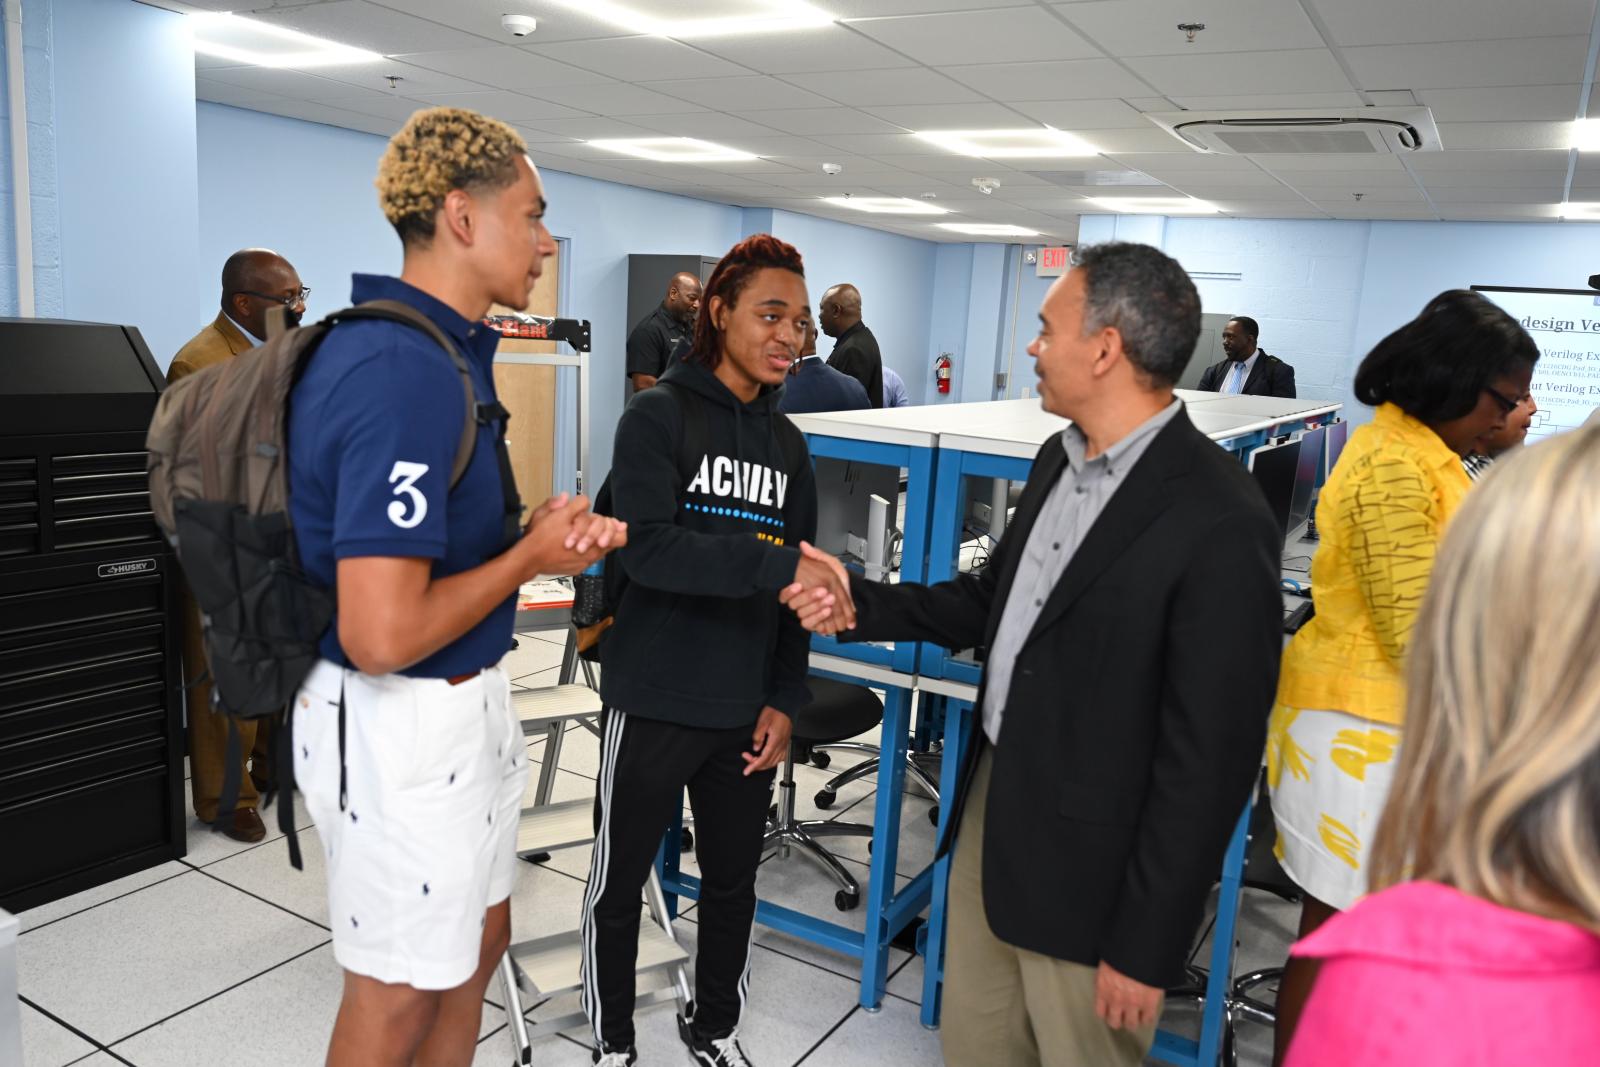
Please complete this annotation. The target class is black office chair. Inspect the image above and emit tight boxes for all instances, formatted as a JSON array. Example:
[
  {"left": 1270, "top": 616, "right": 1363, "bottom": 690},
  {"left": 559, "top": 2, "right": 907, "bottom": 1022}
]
[{"left": 763, "top": 677, "right": 883, "bottom": 911}]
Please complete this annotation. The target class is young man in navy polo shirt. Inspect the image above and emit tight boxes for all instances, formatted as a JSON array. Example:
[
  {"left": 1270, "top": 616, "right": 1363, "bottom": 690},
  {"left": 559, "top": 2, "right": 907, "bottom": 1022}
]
[{"left": 287, "top": 107, "right": 625, "bottom": 1067}]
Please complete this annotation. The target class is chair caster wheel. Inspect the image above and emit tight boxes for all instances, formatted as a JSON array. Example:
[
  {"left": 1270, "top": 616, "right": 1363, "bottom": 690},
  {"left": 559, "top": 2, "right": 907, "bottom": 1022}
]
[
  {"left": 928, "top": 805, "right": 939, "bottom": 826},
  {"left": 835, "top": 889, "right": 860, "bottom": 911},
  {"left": 681, "top": 828, "right": 694, "bottom": 852},
  {"left": 814, "top": 789, "right": 836, "bottom": 809},
  {"left": 811, "top": 751, "right": 831, "bottom": 770}
]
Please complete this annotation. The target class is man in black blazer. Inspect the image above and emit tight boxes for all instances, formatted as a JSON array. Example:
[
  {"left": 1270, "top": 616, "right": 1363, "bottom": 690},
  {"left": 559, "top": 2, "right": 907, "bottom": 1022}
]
[
  {"left": 819, "top": 283, "right": 884, "bottom": 408},
  {"left": 1196, "top": 316, "right": 1296, "bottom": 397},
  {"left": 784, "top": 244, "right": 1283, "bottom": 1066}
]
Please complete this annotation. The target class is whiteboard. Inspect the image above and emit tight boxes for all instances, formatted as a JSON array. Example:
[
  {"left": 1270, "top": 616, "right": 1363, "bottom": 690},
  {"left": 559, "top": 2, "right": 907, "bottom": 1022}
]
[{"left": 1472, "top": 286, "right": 1600, "bottom": 440}]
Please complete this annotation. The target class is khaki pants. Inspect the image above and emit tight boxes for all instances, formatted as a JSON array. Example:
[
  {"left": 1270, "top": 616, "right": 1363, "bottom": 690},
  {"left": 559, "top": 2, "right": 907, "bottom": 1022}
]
[
  {"left": 941, "top": 747, "right": 1156, "bottom": 1067},
  {"left": 182, "top": 588, "right": 271, "bottom": 822}
]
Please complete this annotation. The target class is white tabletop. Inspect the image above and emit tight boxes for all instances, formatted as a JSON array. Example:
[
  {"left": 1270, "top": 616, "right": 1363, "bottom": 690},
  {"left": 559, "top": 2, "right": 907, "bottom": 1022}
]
[{"left": 786, "top": 405, "right": 950, "bottom": 448}]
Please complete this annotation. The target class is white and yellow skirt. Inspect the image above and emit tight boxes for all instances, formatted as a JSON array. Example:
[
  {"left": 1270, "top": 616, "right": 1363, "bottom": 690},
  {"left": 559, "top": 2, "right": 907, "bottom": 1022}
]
[{"left": 1265, "top": 704, "right": 1402, "bottom": 912}]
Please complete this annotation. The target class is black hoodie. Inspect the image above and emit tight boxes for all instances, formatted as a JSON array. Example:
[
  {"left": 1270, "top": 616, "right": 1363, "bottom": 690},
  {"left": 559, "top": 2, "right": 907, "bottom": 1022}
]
[{"left": 600, "top": 360, "right": 817, "bottom": 729}]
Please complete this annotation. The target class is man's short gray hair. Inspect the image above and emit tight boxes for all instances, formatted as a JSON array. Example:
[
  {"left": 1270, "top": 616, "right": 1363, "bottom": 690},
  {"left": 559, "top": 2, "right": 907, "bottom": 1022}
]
[{"left": 1070, "top": 242, "right": 1201, "bottom": 388}]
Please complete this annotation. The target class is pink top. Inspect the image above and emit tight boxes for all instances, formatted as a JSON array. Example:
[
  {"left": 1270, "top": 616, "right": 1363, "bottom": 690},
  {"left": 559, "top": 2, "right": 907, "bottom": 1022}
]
[{"left": 1285, "top": 881, "right": 1600, "bottom": 1067}]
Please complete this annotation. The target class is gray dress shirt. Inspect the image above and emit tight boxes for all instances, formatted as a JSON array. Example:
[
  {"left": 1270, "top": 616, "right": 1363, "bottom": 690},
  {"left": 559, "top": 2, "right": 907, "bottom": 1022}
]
[{"left": 979, "top": 400, "right": 1184, "bottom": 745}]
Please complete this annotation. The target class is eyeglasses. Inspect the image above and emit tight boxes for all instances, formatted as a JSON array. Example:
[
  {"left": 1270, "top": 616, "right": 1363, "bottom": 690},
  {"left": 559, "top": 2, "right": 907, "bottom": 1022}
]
[
  {"left": 1482, "top": 385, "right": 1526, "bottom": 415},
  {"left": 236, "top": 287, "right": 310, "bottom": 308}
]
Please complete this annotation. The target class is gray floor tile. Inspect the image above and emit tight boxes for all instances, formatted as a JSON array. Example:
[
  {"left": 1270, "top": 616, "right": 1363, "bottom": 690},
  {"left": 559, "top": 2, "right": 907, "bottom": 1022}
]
[
  {"left": 19, "top": 1001, "right": 95, "bottom": 1067},
  {"left": 112, "top": 943, "right": 499, "bottom": 1067},
  {"left": 887, "top": 950, "right": 925, "bottom": 1006},
  {"left": 203, "top": 824, "right": 332, "bottom": 929},
  {"left": 802, "top": 996, "right": 944, "bottom": 1066},
  {"left": 16, "top": 861, "right": 190, "bottom": 934},
  {"left": 17, "top": 869, "right": 328, "bottom": 1044},
  {"left": 59, "top": 1054, "right": 122, "bottom": 1067},
  {"left": 500, "top": 639, "right": 567, "bottom": 682}
]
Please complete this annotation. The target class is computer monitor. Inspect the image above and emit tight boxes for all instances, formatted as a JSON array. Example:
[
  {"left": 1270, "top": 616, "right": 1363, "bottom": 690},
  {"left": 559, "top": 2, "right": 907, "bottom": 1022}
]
[
  {"left": 1248, "top": 438, "right": 1303, "bottom": 548},
  {"left": 1287, "top": 426, "right": 1325, "bottom": 541},
  {"left": 1324, "top": 420, "right": 1349, "bottom": 478}
]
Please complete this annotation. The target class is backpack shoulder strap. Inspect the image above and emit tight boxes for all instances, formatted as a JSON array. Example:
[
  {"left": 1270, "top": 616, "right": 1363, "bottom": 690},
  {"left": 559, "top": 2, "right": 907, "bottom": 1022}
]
[
  {"left": 324, "top": 300, "right": 478, "bottom": 489},
  {"left": 655, "top": 380, "right": 709, "bottom": 486}
]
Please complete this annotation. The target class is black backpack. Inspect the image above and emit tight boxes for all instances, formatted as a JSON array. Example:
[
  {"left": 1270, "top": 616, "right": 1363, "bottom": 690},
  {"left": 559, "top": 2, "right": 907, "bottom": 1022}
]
[
  {"left": 146, "top": 302, "right": 522, "bottom": 863},
  {"left": 572, "top": 383, "right": 804, "bottom": 658}
]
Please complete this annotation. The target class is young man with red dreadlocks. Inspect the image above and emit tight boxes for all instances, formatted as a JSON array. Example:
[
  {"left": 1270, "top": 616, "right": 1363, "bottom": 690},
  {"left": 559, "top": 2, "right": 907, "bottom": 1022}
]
[{"left": 580, "top": 235, "right": 855, "bottom": 1066}]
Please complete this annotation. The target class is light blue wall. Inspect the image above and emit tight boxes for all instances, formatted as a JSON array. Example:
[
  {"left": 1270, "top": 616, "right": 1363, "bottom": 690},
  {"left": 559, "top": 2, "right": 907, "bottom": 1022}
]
[
  {"left": 927, "top": 243, "right": 974, "bottom": 404},
  {"left": 0, "top": 0, "right": 62, "bottom": 317},
  {"left": 53, "top": 0, "right": 197, "bottom": 362},
  {"left": 957, "top": 243, "right": 1009, "bottom": 404},
  {"left": 766, "top": 208, "right": 940, "bottom": 405},
  {"left": 1075, "top": 212, "right": 1600, "bottom": 425}
]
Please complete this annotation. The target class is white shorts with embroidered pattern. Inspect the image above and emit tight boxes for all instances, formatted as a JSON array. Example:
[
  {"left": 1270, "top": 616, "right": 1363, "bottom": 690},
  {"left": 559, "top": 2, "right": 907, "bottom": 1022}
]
[{"left": 293, "top": 658, "right": 527, "bottom": 991}]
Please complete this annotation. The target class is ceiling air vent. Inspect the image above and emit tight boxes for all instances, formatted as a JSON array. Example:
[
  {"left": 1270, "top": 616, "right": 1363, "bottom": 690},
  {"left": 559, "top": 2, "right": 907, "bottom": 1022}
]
[{"left": 1144, "top": 108, "right": 1441, "bottom": 156}]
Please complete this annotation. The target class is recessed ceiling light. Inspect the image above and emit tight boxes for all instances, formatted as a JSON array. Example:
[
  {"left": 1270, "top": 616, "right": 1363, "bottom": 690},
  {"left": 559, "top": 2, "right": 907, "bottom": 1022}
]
[
  {"left": 1086, "top": 197, "right": 1219, "bottom": 214},
  {"left": 822, "top": 197, "right": 948, "bottom": 215},
  {"left": 913, "top": 128, "right": 1099, "bottom": 159},
  {"left": 1570, "top": 119, "right": 1600, "bottom": 152},
  {"left": 189, "top": 13, "right": 382, "bottom": 68},
  {"left": 546, "top": 0, "right": 833, "bottom": 38},
  {"left": 588, "top": 137, "right": 757, "bottom": 162},
  {"left": 937, "top": 223, "right": 1040, "bottom": 236}
]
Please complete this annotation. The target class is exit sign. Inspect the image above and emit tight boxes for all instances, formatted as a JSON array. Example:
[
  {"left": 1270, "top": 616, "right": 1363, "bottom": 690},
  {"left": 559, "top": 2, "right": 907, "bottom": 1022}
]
[{"left": 1037, "top": 245, "right": 1073, "bottom": 277}]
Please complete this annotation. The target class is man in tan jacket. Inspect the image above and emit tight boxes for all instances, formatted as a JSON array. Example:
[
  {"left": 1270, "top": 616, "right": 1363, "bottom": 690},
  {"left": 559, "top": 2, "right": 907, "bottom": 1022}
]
[{"left": 169, "top": 248, "right": 305, "bottom": 841}]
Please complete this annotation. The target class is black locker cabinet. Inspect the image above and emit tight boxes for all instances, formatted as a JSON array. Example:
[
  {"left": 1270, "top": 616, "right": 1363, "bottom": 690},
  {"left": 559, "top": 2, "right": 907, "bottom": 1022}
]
[{"left": 0, "top": 319, "right": 185, "bottom": 913}]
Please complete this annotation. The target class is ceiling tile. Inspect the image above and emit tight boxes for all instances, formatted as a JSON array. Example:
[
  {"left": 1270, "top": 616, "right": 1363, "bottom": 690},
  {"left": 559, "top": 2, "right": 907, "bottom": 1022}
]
[
  {"left": 619, "top": 112, "right": 789, "bottom": 139},
  {"left": 246, "top": 1, "right": 493, "bottom": 54},
  {"left": 1161, "top": 184, "right": 1309, "bottom": 201},
  {"left": 1122, "top": 49, "right": 1353, "bottom": 97},
  {"left": 760, "top": 153, "right": 906, "bottom": 174},
  {"left": 643, "top": 76, "right": 836, "bottom": 111},
  {"left": 809, "top": 132, "right": 942, "bottom": 154},
  {"left": 846, "top": 8, "right": 1101, "bottom": 66},
  {"left": 1052, "top": 0, "right": 1324, "bottom": 56},
  {"left": 869, "top": 151, "right": 1023, "bottom": 172},
  {"left": 1104, "top": 151, "right": 1260, "bottom": 172},
  {"left": 1341, "top": 37, "right": 1590, "bottom": 90},
  {"left": 1305, "top": 0, "right": 1594, "bottom": 46},
  {"left": 1167, "top": 92, "right": 1365, "bottom": 111},
  {"left": 1410, "top": 169, "right": 1565, "bottom": 189},
  {"left": 308, "top": 58, "right": 491, "bottom": 96},
  {"left": 1308, "top": 203, "right": 1439, "bottom": 219},
  {"left": 372, "top": 0, "right": 637, "bottom": 44},
  {"left": 1417, "top": 85, "right": 1584, "bottom": 123},
  {"left": 1426, "top": 185, "right": 1568, "bottom": 204},
  {"left": 1267, "top": 167, "right": 1418, "bottom": 187},
  {"left": 1007, "top": 98, "right": 1150, "bottom": 129},
  {"left": 1290, "top": 186, "right": 1426, "bottom": 203},
  {"left": 524, "top": 37, "right": 750, "bottom": 82},
  {"left": 745, "top": 108, "right": 909, "bottom": 135},
  {"left": 198, "top": 65, "right": 371, "bottom": 99},
  {"left": 715, "top": 135, "right": 839, "bottom": 156},
  {"left": 1406, "top": 149, "right": 1573, "bottom": 171},
  {"left": 414, "top": 89, "right": 592, "bottom": 122},
  {"left": 195, "top": 80, "right": 293, "bottom": 111},
  {"left": 858, "top": 101, "right": 1031, "bottom": 129},
  {"left": 940, "top": 58, "right": 1156, "bottom": 100},
  {"left": 518, "top": 116, "right": 662, "bottom": 140},
  {"left": 1439, "top": 204, "right": 1565, "bottom": 220},
  {"left": 525, "top": 83, "right": 707, "bottom": 115},
  {"left": 395, "top": 46, "right": 614, "bottom": 88},
  {"left": 1135, "top": 168, "right": 1285, "bottom": 187},
  {"left": 319, "top": 88, "right": 439, "bottom": 122},
  {"left": 1084, "top": 128, "right": 1194, "bottom": 153},
  {"left": 1434, "top": 122, "right": 1575, "bottom": 152},
  {"left": 689, "top": 24, "right": 921, "bottom": 74},
  {"left": 780, "top": 68, "right": 984, "bottom": 106}
]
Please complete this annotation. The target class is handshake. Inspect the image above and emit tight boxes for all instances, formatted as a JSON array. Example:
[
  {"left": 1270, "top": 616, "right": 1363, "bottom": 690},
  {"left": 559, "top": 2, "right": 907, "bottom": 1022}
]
[{"left": 781, "top": 541, "right": 858, "bottom": 637}]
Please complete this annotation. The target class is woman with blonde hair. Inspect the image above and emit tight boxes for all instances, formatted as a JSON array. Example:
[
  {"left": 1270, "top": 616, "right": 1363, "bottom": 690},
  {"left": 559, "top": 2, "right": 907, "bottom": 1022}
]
[
  {"left": 1266, "top": 290, "right": 1538, "bottom": 1061},
  {"left": 1284, "top": 425, "right": 1600, "bottom": 1066}
]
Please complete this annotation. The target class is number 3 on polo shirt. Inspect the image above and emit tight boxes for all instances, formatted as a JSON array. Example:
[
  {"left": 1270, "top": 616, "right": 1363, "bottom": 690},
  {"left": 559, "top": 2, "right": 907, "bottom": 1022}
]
[{"left": 387, "top": 461, "right": 430, "bottom": 529}]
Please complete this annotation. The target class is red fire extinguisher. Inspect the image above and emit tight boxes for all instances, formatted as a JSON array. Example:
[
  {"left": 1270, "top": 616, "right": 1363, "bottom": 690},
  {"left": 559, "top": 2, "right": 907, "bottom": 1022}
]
[{"left": 934, "top": 353, "right": 953, "bottom": 395}]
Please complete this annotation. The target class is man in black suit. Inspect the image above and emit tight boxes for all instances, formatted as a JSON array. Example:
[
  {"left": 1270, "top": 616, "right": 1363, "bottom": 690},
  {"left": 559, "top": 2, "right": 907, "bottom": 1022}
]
[
  {"left": 819, "top": 283, "right": 884, "bottom": 408},
  {"left": 780, "top": 309, "right": 870, "bottom": 415},
  {"left": 784, "top": 244, "right": 1282, "bottom": 1066},
  {"left": 1196, "top": 316, "right": 1296, "bottom": 397}
]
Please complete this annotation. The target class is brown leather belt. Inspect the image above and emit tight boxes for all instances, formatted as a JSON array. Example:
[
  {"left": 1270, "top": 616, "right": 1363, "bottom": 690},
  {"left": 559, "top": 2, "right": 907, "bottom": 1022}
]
[{"left": 446, "top": 671, "right": 480, "bottom": 686}]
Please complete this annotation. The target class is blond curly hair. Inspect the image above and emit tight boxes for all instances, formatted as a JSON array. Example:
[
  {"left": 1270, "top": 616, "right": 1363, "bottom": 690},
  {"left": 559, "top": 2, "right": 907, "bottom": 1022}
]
[{"left": 376, "top": 107, "right": 528, "bottom": 245}]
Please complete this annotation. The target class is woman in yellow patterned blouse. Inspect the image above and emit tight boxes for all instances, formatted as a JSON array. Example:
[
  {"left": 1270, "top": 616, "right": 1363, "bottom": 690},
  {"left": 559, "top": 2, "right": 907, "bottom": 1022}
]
[{"left": 1267, "top": 290, "right": 1538, "bottom": 1065}]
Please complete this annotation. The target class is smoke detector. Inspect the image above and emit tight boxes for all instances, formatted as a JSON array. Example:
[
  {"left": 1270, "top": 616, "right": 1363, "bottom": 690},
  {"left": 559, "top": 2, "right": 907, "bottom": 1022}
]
[{"left": 972, "top": 177, "right": 1001, "bottom": 195}]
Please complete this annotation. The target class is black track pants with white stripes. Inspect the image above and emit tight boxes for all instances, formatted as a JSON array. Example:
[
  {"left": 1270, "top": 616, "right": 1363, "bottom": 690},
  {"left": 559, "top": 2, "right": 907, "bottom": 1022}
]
[{"left": 581, "top": 707, "right": 777, "bottom": 1049}]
